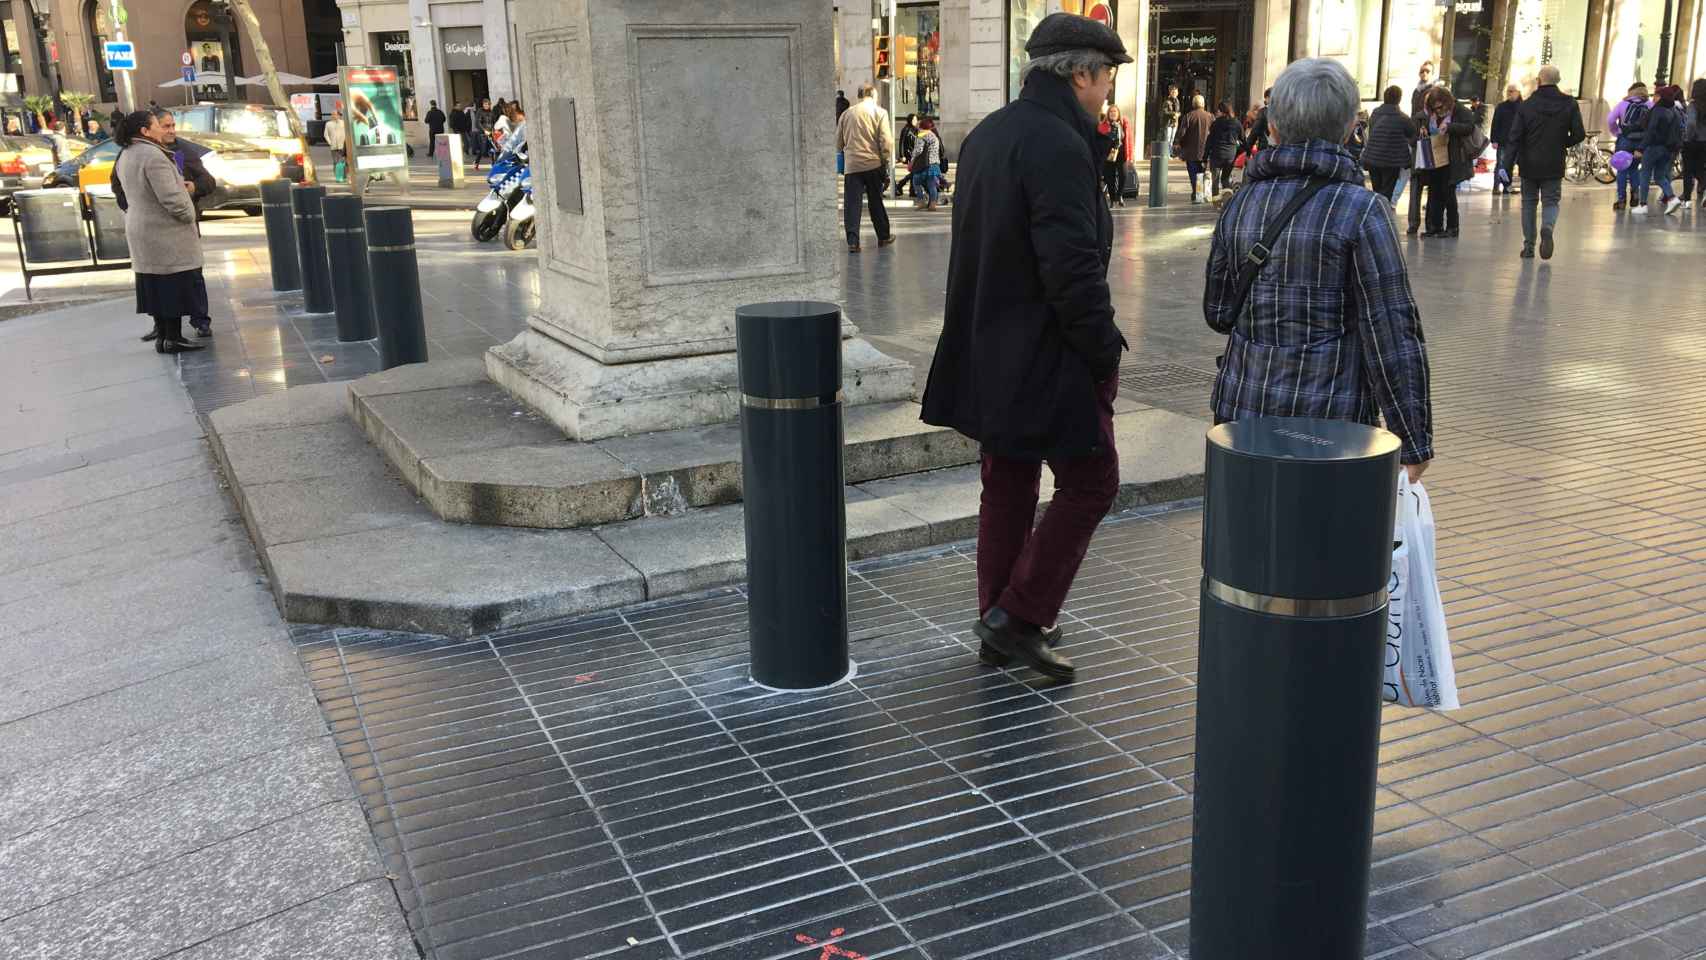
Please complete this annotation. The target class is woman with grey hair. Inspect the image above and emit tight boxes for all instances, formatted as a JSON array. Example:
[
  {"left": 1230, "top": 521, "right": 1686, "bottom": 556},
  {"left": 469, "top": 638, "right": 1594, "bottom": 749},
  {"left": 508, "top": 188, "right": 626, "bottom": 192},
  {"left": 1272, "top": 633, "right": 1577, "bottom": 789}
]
[{"left": 1203, "top": 58, "right": 1434, "bottom": 482}]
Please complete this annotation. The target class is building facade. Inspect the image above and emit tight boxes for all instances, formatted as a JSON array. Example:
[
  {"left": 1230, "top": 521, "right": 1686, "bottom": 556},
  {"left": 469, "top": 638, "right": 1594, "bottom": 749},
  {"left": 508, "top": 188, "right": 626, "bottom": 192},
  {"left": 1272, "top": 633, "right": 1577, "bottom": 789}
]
[
  {"left": 841, "top": 0, "right": 1706, "bottom": 156},
  {"left": 0, "top": 0, "right": 335, "bottom": 115},
  {"left": 334, "top": 0, "right": 517, "bottom": 137}
]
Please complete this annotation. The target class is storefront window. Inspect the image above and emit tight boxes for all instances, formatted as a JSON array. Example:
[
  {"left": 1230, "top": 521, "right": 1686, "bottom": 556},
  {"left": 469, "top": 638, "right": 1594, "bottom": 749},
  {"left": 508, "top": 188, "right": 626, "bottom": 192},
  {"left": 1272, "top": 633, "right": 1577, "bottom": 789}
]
[
  {"left": 1314, "top": 0, "right": 1387, "bottom": 99},
  {"left": 1632, "top": 0, "right": 1669, "bottom": 83},
  {"left": 1450, "top": 0, "right": 1496, "bottom": 99},
  {"left": 895, "top": 3, "right": 940, "bottom": 117},
  {"left": 1008, "top": 0, "right": 1048, "bottom": 99},
  {"left": 1539, "top": 0, "right": 1593, "bottom": 93},
  {"left": 371, "top": 31, "right": 417, "bottom": 120}
]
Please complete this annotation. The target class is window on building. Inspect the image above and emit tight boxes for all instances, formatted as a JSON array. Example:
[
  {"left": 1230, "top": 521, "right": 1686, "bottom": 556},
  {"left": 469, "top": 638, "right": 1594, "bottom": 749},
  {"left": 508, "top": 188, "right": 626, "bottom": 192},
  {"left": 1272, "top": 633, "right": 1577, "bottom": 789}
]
[
  {"left": 895, "top": 3, "right": 940, "bottom": 117},
  {"left": 371, "top": 32, "right": 415, "bottom": 118},
  {"left": 1540, "top": 0, "right": 1594, "bottom": 93},
  {"left": 0, "top": 2, "right": 20, "bottom": 76},
  {"left": 1450, "top": 0, "right": 1497, "bottom": 98},
  {"left": 1632, "top": 0, "right": 1670, "bottom": 83},
  {"left": 1008, "top": 0, "right": 1049, "bottom": 99},
  {"left": 85, "top": 0, "right": 116, "bottom": 101},
  {"left": 1314, "top": 0, "right": 1389, "bottom": 99}
]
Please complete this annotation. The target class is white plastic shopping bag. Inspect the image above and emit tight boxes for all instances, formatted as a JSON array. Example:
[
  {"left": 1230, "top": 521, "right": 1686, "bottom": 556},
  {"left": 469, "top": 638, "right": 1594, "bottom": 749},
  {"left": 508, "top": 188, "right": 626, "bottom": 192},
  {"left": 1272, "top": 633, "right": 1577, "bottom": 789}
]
[{"left": 1384, "top": 474, "right": 1460, "bottom": 710}]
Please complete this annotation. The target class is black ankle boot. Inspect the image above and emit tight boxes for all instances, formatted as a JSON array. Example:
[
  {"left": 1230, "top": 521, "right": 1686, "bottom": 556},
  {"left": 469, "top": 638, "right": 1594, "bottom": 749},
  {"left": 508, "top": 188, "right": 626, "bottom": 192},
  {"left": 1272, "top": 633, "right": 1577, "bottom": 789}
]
[{"left": 158, "top": 317, "right": 204, "bottom": 353}]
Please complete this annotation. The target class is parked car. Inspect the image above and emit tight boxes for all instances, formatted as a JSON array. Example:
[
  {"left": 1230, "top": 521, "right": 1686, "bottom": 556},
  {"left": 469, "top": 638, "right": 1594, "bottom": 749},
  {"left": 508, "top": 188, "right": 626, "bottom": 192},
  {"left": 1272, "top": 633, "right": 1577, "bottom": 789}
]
[
  {"left": 171, "top": 103, "right": 312, "bottom": 182},
  {"left": 0, "top": 134, "right": 61, "bottom": 213},
  {"left": 42, "top": 133, "right": 279, "bottom": 216}
]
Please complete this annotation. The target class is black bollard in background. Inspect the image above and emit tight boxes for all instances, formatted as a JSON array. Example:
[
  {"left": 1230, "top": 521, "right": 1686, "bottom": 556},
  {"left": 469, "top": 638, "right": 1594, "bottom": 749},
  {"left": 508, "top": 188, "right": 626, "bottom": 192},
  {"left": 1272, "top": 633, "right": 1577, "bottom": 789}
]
[
  {"left": 291, "top": 184, "right": 334, "bottom": 314},
  {"left": 321, "top": 195, "right": 377, "bottom": 342},
  {"left": 1149, "top": 141, "right": 1168, "bottom": 208},
  {"left": 364, "top": 206, "right": 428, "bottom": 369},
  {"left": 260, "top": 180, "right": 301, "bottom": 292},
  {"left": 736, "top": 301, "right": 850, "bottom": 690},
  {"left": 1190, "top": 417, "right": 1401, "bottom": 960}
]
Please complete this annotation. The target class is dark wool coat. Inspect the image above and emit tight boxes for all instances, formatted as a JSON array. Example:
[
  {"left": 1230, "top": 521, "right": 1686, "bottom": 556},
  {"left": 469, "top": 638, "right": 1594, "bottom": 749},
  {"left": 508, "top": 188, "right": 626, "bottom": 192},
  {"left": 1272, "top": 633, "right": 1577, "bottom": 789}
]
[
  {"left": 920, "top": 71, "right": 1126, "bottom": 461},
  {"left": 1510, "top": 85, "right": 1585, "bottom": 181}
]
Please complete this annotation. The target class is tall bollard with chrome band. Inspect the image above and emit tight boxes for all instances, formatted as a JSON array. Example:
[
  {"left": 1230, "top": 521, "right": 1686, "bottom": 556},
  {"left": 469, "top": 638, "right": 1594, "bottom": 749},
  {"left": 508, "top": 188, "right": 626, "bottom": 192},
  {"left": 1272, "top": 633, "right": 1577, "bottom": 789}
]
[
  {"left": 735, "top": 301, "right": 850, "bottom": 690},
  {"left": 364, "top": 206, "right": 428, "bottom": 369},
  {"left": 290, "top": 184, "right": 334, "bottom": 314},
  {"left": 1190, "top": 417, "right": 1400, "bottom": 960},
  {"left": 260, "top": 180, "right": 301, "bottom": 292},
  {"left": 321, "top": 195, "right": 377, "bottom": 342},
  {"left": 1149, "top": 141, "right": 1168, "bottom": 208}
]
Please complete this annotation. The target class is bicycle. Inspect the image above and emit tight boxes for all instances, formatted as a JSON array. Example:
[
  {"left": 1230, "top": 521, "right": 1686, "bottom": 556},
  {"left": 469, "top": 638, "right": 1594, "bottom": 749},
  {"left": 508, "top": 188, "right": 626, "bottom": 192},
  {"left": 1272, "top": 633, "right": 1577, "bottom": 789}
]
[{"left": 1566, "top": 133, "right": 1618, "bottom": 184}]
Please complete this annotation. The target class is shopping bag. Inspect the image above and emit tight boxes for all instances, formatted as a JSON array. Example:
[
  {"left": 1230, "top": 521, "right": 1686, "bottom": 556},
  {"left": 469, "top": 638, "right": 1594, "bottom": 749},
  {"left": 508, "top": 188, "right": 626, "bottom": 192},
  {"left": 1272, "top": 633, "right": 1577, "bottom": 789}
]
[{"left": 1384, "top": 475, "right": 1460, "bottom": 710}]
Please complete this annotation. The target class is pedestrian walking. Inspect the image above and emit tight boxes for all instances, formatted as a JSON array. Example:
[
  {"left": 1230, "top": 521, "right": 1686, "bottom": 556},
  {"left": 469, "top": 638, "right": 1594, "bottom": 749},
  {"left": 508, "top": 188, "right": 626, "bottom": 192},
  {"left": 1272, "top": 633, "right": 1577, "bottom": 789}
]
[
  {"left": 1206, "top": 102, "right": 1241, "bottom": 197},
  {"left": 448, "top": 101, "right": 471, "bottom": 156},
  {"left": 1095, "top": 104, "right": 1130, "bottom": 206},
  {"left": 895, "top": 114, "right": 920, "bottom": 199},
  {"left": 920, "top": 12, "right": 1132, "bottom": 683},
  {"left": 1610, "top": 82, "right": 1651, "bottom": 210},
  {"left": 1509, "top": 64, "right": 1585, "bottom": 259},
  {"left": 1204, "top": 58, "right": 1433, "bottom": 483},
  {"left": 1174, "top": 94, "right": 1215, "bottom": 203},
  {"left": 910, "top": 118, "right": 944, "bottom": 210},
  {"left": 835, "top": 90, "right": 851, "bottom": 122},
  {"left": 1639, "top": 84, "right": 1686, "bottom": 215},
  {"left": 1491, "top": 83, "right": 1522, "bottom": 195},
  {"left": 425, "top": 100, "right": 446, "bottom": 157},
  {"left": 1421, "top": 87, "right": 1475, "bottom": 238},
  {"left": 324, "top": 109, "right": 347, "bottom": 182},
  {"left": 1239, "top": 88, "right": 1273, "bottom": 158},
  {"left": 1363, "top": 85, "right": 1418, "bottom": 201},
  {"left": 1161, "top": 85, "right": 1181, "bottom": 155},
  {"left": 112, "top": 111, "right": 207, "bottom": 355},
  {"left": 1682, "top": 80, "right": 1706, "bottom": 207},
  {"left": 836, "top": 83, "right": 896, "bottom": 252}
]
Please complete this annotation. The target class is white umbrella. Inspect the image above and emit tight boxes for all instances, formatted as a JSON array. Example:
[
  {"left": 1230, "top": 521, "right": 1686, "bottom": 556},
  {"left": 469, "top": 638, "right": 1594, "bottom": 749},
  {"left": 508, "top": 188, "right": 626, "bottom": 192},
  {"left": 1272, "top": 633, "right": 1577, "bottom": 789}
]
[
  {"left": 310, "top": 73, "right": 338, "bottom": 85},
  {"left": 238, "top": 73, "right": 316, "bottom": 87},
  {"left": 159, "top": 76, "right": 226, "bottom": 88}
]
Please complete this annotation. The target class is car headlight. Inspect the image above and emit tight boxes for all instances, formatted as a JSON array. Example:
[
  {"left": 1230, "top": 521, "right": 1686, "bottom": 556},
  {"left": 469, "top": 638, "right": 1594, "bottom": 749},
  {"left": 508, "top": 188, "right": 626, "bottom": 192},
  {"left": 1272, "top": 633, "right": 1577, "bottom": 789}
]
[{"left": 200, "top": 150, "right": 227, "bottom": 183}]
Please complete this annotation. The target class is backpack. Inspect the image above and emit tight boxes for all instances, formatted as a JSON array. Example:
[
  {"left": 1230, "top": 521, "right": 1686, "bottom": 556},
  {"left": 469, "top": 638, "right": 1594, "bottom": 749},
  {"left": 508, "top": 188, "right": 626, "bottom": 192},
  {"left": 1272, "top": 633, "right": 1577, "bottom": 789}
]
[{"left": 1623, "top": 99, "right": 1651, "bottom": 138}]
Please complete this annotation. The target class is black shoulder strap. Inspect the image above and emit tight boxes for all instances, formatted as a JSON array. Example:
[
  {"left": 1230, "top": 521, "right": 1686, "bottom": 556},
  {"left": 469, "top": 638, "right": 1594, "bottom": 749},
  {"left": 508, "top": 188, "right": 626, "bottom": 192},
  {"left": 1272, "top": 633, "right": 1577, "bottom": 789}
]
[{"left": 1230, "top": 176, "right": 1333, "bottom": 336}]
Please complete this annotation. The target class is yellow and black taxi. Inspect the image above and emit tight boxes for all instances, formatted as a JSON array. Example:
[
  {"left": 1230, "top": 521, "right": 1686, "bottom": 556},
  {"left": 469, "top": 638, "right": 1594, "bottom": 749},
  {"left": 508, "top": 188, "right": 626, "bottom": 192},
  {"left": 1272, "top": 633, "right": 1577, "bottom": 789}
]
[{"left": 43, "top": 133, "right": 281, "bottom": 216}]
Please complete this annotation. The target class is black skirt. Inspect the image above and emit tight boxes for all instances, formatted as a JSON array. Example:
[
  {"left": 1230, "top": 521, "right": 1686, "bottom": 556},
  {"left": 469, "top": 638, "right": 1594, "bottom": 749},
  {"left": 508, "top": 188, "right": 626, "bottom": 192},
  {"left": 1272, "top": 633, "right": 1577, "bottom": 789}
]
[{"left": 135, "top": 268, "right": 209, "bottom": 319}]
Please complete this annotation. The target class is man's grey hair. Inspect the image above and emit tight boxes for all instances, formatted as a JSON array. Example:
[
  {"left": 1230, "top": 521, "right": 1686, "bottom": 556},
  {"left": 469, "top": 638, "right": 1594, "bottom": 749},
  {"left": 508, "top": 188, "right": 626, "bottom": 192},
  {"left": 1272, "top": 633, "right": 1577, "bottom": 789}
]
[
  {"left": 857, "top": 82, "right": 877, "bottom": 99},
  {"left": 1268, "top": 57, "right": 1361, "bottom": 145},
  {"left": 1020, "top": 49, "right": 1112, "bottom": 86},
  {"left": 1537, "top": 64, "right": 1561, "bottom": 85}
]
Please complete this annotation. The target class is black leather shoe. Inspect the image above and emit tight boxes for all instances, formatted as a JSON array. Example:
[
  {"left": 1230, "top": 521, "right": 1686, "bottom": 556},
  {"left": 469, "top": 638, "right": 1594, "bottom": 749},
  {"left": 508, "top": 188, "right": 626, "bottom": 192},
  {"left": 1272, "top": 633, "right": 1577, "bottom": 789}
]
[
  {"left": 190, "top": 320, "right": 213, "bottom": 338},
  {"left": 1444, "top": 228, "right": 1459, "bottom": 238},
  {"left": 140, "top": 328, "right": 159, "bottom": 342},
  {"left": 156, "top": 337, "right": 205, "bottom": 354},
  {"left": 979, "top": 624, "right": 1063, "bottom": 667},
  {"left": 1539, "top": 226, "right": 1554, "bottom": 260},
  {"left": 1520, "top": 243, "right": 1535, "bottom": 258},
  {"left": 974, "top": 607, "right": 1074, "bottom": 682}
]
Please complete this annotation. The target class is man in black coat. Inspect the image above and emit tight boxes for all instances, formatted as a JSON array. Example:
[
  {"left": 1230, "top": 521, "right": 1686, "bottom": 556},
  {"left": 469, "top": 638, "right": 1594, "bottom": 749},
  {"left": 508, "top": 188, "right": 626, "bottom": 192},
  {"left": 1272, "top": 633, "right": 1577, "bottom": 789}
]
[
  {"left": 424, "top": 100, "right": 447, "bottom": 157},
  {"left": 1509, "top": 64, "right": 1585, "bottom": 260},
  {"left": 1490, "top": 84, "right": 1523, "bottom": 194},
  {"left": 921, "top": 12, "right": 1129, "bottom": 683}
]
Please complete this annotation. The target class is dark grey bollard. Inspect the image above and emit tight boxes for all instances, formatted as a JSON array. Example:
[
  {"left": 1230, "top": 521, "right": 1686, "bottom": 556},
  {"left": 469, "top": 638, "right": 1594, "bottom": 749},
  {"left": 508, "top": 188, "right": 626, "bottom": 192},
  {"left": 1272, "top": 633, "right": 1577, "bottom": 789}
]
[
  {"left": 260, "top": 180, "right": 300, "bottom": 291},
  {"left": 291, "top": 184, "right": 334, "bottom": 313},
  {"left": 1190, "top": 417, "right": 1401, "bottom": 960},
  {"left": 1149, "top": 141, "right": 1168, "bottom": 208},
  {"left": 735, "top": 301, "right": 849, "bottom": 690},
  {"left": 364, "top": 206, "right": 427, "bottom": 369},
  {"left": 321, "top": 195, "right": 376, "bottom": 342}
]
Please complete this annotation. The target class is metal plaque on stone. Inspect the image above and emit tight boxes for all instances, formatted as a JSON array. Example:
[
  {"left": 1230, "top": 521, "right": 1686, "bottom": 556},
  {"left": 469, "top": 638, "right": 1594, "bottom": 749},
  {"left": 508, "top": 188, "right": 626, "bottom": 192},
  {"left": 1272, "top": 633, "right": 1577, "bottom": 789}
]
[{"left": 550, "top": 97, "right": 584, "bottom": 215}]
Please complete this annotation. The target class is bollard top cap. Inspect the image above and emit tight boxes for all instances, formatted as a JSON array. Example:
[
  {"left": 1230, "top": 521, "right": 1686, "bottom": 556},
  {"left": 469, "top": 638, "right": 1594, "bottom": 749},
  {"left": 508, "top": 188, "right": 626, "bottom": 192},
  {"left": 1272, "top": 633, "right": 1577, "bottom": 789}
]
[
  {"left": 734, "top": 300, "right": 842, "bottom": 322},
  {"left": 1207, "top": 417, "right": 1400, "bottom": 463}
]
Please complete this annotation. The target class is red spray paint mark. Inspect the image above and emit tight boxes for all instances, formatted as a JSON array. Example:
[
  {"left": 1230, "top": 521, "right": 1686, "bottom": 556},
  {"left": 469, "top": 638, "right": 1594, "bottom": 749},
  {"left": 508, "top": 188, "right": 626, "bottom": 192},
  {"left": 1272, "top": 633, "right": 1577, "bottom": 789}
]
[
  {"left": 793, "top": 927, "right": 867, "bottom": 959},
  {"left": 575, "top": 673, "right": 596, "bottom": 683}
]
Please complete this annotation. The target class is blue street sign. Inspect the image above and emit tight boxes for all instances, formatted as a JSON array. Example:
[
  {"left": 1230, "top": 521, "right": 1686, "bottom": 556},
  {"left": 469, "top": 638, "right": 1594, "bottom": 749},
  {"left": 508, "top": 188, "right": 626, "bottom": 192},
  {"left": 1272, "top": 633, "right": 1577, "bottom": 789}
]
[
  {"left": 102, "top": 41, "right": 135, "bottom": 71},
  {"left": 182, "top": 65, "right": 196, "bottom": 83}
]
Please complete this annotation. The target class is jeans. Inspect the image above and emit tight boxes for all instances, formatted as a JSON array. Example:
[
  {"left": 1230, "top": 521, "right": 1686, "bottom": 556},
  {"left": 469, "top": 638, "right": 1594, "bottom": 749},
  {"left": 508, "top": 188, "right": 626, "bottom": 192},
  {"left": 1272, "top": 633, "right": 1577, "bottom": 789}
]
[
  {"left": 1186, "top": 159, "right": 1205, "bottom": 196},
  {"left": 1211, "top": 162, "right": 1233, "bottom": 195},
  {"left": 1425, "top": 167, "right": 1458, "bottom": 232},
  {"left": 1617, "top": 162, "right": 1640, "bottom": 203},
  {"left": 1520, "top": 177, "right": 1561, "bottom": 243},
  {"left": 1681, "top": 142, "right": 1706, "bottom": 200},
  {"left": 977, "top": 376, "right": 1120, "bottom": 627},
  {"left": 1641, "top": 147, "right": 1675, "bottom": 202},
  {"left": 1494, "top": 143, "right": 1516, "bottom": 190},
  {"left": 1368, "top": 166, "right": 1402, "bottom": 200},
  {"left": 917, "top": 163, "right": 940, "bottom": 205},
  {"left": 1103, "top": 160, "right": 1123, "bottom": 203},
  {"left": 1393, "top": 167, "right": 1411, "bottom": 206},
  {"left": 1408, "top": 167, "right": 1429, "bottom": 227},
  {"left": 843, "top": 168, "right": 891, "bottom": 245}
]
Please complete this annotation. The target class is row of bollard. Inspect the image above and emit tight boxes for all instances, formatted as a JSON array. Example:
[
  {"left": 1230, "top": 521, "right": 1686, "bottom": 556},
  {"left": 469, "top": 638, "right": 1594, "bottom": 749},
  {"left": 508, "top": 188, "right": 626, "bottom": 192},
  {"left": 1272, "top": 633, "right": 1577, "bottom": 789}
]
[{"left": 258, "top": 179, "right": 427, "bottom": 368}]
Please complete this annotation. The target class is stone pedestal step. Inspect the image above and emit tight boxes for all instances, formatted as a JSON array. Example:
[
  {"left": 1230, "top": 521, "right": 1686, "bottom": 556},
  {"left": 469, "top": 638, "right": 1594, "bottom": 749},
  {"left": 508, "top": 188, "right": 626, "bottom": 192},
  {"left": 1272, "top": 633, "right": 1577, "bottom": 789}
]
[
  {"left": 346, "top": 359, "right": 979, "bottom": 529},
  {"left": 208, "top": 380, "right": 1208, "bottom": 637}
]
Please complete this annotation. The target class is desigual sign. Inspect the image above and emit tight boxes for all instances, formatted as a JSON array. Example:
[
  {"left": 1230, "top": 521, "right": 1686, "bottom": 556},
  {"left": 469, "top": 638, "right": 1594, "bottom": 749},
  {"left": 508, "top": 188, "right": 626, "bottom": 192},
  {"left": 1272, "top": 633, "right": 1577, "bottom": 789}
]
[{"left": 382, "top": 40, "right": 410, "bottom": 54}]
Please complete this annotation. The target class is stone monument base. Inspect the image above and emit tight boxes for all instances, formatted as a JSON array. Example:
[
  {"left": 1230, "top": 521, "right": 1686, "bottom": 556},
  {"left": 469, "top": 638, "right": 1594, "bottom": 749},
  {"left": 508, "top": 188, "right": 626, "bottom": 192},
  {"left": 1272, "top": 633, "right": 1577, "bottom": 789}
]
[{"left": 485, "top": 328, "right": 916, "bottom": 441}]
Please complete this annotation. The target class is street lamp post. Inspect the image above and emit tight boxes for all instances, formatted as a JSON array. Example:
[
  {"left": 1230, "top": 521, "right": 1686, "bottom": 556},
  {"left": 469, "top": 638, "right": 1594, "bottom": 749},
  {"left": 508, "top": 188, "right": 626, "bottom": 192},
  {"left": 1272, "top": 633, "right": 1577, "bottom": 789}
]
[{"left": 1657, "top": 0, "right": 1675, "bottom": 84}]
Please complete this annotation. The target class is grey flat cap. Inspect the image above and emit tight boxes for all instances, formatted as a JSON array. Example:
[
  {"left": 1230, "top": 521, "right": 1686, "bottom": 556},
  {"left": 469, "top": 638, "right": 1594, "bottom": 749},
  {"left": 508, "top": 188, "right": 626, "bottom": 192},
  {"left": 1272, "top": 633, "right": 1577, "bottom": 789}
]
[{"left": 1025, "top": 12, "right": 1133, "bottom": 64}]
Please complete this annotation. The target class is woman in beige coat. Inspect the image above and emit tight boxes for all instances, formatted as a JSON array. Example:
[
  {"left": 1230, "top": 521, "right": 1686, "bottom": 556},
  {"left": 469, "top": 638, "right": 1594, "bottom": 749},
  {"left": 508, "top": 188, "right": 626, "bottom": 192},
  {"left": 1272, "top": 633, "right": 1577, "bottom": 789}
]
[{"left": 112, "top": 110, "right": 206, "bottom": 354}]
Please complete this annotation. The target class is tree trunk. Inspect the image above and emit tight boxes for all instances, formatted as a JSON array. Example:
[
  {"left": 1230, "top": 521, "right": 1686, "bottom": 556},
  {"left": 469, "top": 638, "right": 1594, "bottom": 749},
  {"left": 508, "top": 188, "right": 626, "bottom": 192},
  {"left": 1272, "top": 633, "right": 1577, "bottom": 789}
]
[
  {"left": 1485, "top": 0, "right": 1522, "bottom": 111},
  {"left": 225, "top": 0, "right": 315, "bottom": 181}
]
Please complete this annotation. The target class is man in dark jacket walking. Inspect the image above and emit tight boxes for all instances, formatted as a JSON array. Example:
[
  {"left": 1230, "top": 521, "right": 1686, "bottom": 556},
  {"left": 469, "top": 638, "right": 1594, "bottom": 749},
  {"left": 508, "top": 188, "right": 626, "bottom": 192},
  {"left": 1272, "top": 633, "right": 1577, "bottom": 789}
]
[
  {"left": 1509, "top": 65, "right": 1585, "bottom": 259},
  {"left": 1490, "top": 84, "right": 1523, "bottom": 194},
  {"left": 424, "top": 101, "right": 446, "bottom": 157},
  {"left": 921, "top": 12, "right": 1130, "bottom": 682}
]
